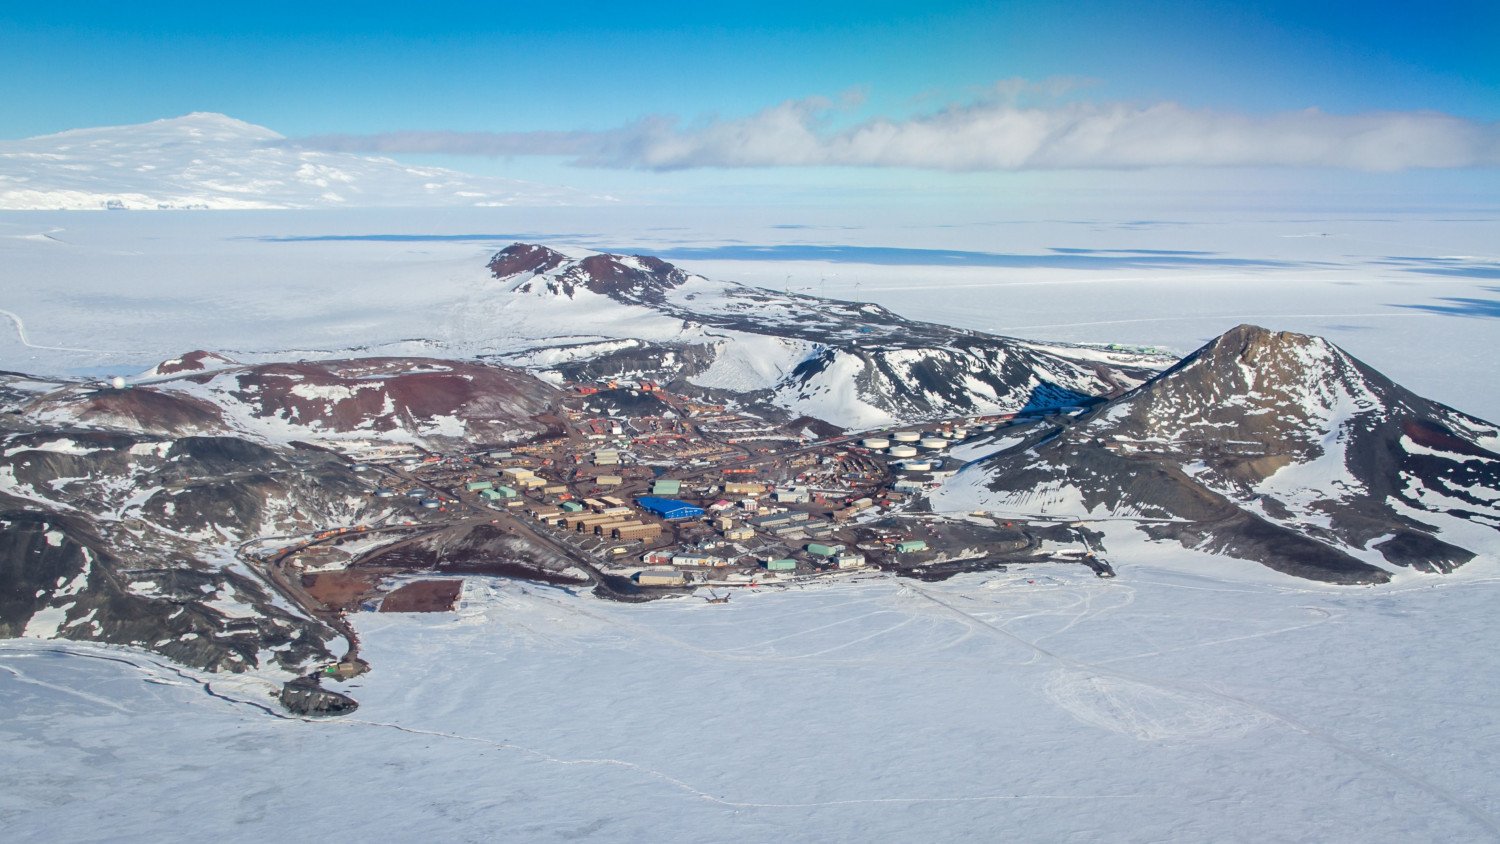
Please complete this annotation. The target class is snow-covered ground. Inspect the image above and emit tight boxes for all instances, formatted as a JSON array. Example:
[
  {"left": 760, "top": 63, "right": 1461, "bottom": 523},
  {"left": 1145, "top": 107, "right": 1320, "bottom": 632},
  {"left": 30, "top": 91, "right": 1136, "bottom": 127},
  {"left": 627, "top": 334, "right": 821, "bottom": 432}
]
[
  {"left": 5, "top": 567, "right": 1500, "bottom": 841},
  {"left": 1, "top": 207, "right": 1495, "bottom": 420}
]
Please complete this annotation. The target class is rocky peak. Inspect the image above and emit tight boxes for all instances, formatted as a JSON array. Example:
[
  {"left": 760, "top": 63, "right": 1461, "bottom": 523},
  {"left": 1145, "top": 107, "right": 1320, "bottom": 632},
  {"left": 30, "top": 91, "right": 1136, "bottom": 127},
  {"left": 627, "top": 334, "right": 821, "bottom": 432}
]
[
  {"left": 1164, "top": 324, "right": 1360, "bottom": 388},
  {"left": 489, "top": 243, "right": 690, "bottom": 303},
  {"left": 150, "top": 350, "right": 237, "bottom": 377},
  {"left": 943, "top": 324, "right": 1499, "bottom": 583},
  {"left": 487, "top": 243, "right": 569, "bottom": 280},
  {"left": 1105, "top": 324, "right": 1397, "bottom": 445},
  {"left": 573, "top": 253, "right": 689, "bottom": 299}
]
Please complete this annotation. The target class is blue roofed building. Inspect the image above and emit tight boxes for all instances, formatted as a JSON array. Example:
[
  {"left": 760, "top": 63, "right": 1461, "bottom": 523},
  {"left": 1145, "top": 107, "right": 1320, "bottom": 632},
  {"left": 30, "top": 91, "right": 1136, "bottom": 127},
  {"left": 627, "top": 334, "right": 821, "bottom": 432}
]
[{"left": 637, "top": 496, "right": 705, "bottom": 520}]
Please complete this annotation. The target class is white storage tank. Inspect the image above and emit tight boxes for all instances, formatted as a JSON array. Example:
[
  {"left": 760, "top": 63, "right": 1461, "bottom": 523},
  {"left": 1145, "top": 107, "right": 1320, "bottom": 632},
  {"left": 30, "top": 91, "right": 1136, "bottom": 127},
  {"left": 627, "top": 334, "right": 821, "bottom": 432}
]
[
  {"left": 899, "top": 460, "right": 932, "bottom": 471},
  {"left": 892, "top": 431, "right": 921, "bottom": 443},
  {"left": 919, "top": 437, "right": 950, "bottom": 450},
  {"left": 887, "top": 445, "right": 919, "bottom": 458},
  {"left": 862, "top": 436, "right": 891, "bottom": 449},
  {"left": 951, "top": 426, "right": 969, "bottom": 439}
]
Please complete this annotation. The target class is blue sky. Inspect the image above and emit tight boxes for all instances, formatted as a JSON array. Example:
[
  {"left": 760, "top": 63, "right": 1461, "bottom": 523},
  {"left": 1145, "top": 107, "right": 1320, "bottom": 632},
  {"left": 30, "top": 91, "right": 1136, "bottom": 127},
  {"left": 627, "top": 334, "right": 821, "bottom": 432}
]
[{"left": 3, "top": 1, "right": 1498, "bottom": 206}]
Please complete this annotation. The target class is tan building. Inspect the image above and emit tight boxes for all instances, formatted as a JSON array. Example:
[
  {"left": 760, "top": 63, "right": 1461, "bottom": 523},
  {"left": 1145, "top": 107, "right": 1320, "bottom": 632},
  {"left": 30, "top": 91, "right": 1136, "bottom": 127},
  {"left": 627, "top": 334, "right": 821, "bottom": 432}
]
[
  {"left": 575, "top": 514, "right": 620, "bottom": 531},
  {"left": 615, "top": 523, "right": 663, "bottom": 541},
  {"left": 637, "top": 568, "right": 686, "bottom": 587},
  {"left": 566, "top": 514, "right": 618, "bottom": 531}
]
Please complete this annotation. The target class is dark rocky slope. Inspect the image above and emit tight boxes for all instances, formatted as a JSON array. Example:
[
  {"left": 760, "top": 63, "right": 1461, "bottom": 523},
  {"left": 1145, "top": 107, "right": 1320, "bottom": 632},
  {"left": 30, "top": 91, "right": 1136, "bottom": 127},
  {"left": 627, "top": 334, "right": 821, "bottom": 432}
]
[{"left": 940, "top": 325, "right": 1500, "bottom": 583}]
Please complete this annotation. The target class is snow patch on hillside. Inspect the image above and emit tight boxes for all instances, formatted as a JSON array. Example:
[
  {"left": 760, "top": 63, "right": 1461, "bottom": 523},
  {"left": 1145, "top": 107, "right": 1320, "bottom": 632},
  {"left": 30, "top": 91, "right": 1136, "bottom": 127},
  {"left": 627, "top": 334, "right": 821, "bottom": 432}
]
[{"left": 689, "top": 335, "right": 814, "bottom": 393}]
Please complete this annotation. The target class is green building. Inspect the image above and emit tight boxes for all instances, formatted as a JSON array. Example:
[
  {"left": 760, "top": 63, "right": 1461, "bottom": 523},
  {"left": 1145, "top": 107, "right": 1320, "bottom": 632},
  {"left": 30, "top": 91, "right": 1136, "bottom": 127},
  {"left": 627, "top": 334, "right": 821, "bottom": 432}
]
[
  {"left": 806, "top": 542, "right": 842, "bottom": 558},
  {"left": 560, "top": 501, "right": 585, "bottom": 513},
  {"left": 466, "top": 480, "right": 494, "bottom": 492},
  {"left": 766, "top": 559, "right": 797, "bottom": 571},
  {"left": 895, "top": 540, "right": 928, "bottom": 554},
  {"left": 652, "top": 479, "right": 682, "bottom": 496}
]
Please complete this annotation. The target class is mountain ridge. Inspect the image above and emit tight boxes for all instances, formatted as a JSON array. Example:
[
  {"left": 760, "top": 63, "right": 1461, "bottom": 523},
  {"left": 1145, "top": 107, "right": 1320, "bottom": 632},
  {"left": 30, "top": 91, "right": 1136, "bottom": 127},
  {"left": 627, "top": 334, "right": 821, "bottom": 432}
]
[
  {"left": 479, "top": 243, "right": 1167, "bottom": 428},
  {"left": 932, "top": 324, "right": 1500, "bottom": 582}
]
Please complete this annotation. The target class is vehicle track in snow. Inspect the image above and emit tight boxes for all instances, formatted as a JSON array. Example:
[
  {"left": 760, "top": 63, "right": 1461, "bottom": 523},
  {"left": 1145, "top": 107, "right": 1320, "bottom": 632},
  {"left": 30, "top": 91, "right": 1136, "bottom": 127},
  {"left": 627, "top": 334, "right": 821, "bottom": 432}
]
[{"left": 0, "top": 307, "right": 135, "bottom": 354}]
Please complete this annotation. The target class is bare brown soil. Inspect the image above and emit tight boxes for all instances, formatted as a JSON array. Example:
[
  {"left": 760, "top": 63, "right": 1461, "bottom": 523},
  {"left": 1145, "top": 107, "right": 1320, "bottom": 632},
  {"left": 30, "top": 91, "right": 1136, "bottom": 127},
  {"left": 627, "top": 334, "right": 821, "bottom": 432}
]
[
  {"left": 379, "top": 579, "right": 464, "bottom": 612},
  {"left": 302, "top": 569, "right": 385, "bottom": 611},
  {"left": 437, "top": 559, "right": 589, "bottom": 585}
]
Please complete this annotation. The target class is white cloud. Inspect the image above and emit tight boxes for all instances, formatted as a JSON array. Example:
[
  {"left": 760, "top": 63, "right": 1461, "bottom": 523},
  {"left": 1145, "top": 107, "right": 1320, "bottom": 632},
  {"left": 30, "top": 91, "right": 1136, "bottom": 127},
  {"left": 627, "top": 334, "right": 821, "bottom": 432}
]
[{"left": 288, "top": 89, "right": 1500, "bottom": 173}]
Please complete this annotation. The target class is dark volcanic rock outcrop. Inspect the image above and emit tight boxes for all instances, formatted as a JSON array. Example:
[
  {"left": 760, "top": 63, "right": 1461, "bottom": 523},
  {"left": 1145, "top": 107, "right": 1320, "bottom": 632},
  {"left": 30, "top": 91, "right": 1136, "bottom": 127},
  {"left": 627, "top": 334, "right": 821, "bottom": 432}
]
[
  {"left": 487, "top": 242, "right": 568, "bottom": 280},
  {"left": 4, "top": 351, "right": 568, "bottom": 673},
  {"left": 172, "top": 357, "right": 560, "bottom": 445},
  {"left": 1, "top": 500, "right": 336, "bottom": 671},
  {"left": 26, "top": 385, "right": 226, "bottom": 436},
  {"left": 0, "top": 428, "right": 379, "bottom": 671},
  {"left": 940, "top": 325, "right": 1500, "bottom": 583},
  {"left": 28, "top": 356, "right": 563, "bottom": 447},
  {"left": 491, "top": 243, "right": 689, "bottom": 304},
  {"left": 148, "top": 349, "right": 237, "bottom": 376},
  {"left": 280, "top": 677, "right": 359, "bottom": 716}
]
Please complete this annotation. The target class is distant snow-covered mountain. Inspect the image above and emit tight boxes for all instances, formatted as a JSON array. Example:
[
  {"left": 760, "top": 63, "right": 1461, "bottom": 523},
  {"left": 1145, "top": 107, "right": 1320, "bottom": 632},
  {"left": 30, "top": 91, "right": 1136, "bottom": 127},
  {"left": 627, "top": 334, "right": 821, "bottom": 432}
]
[{"left": 0, "top": 113, "right": 599, "bottom": 210}]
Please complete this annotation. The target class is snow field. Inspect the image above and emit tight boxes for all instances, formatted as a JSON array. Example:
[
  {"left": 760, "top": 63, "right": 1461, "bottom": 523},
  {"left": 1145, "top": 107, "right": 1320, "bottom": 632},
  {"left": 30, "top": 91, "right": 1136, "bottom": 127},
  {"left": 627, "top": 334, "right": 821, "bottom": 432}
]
[{"left": 5, "top": 566, "right": 1500, "bottom": 841}]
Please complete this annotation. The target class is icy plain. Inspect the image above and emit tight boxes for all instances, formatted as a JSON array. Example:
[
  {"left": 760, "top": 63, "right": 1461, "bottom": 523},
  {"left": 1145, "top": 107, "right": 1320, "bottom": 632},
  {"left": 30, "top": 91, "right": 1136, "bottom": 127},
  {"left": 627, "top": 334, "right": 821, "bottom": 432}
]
[
  {"left": 1, "top": 207, "right": 1496, "bottom": 419},
  {"left": 5, "top": 565, "right": 1500, "bottom": 842}
]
